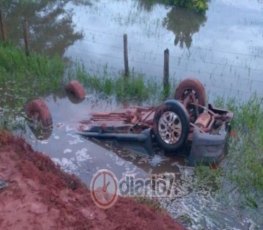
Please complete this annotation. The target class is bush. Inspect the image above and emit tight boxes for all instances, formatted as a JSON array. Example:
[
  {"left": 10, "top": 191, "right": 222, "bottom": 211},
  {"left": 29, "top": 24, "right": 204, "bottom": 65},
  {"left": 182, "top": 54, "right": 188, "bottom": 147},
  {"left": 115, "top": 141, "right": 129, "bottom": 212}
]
[{"left": 152, "top": 0, "right": 208, "bottom": 13}]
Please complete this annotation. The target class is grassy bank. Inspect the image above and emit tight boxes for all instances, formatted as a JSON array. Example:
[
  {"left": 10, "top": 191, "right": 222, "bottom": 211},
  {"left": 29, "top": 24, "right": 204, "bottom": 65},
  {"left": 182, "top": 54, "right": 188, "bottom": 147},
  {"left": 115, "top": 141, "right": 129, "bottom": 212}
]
[
  {"left": 224, "top": 96, "right": 263, "bottom": 207},
  {"left": 0, "top": 42, "right": 64, "bottom": 103},
  {"left": 195, "top": 96, "right": 263, "bottom": 208},
  {"left": 0, "top": 42, "right": 64, "bottom": 129}
]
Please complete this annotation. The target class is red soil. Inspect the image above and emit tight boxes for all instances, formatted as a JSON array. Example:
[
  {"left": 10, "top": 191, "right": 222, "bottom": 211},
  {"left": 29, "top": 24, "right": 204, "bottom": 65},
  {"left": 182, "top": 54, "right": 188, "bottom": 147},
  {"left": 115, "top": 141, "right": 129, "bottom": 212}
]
[{"left": 0, "top": 132, "right": 186, "bottom": 230}]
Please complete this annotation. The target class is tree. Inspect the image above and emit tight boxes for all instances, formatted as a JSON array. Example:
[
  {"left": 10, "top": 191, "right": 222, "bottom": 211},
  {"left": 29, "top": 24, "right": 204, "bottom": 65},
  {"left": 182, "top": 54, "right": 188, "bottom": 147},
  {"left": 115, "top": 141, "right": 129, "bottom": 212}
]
[
  {"left": 138, "top": 0, "right": 208, "bottom": 13},
  {"left": 163, "top": 6, "right": 207, "bottom": 48},
  {"left": 0, "top": 0, "right": 85, "bottom": 56}
]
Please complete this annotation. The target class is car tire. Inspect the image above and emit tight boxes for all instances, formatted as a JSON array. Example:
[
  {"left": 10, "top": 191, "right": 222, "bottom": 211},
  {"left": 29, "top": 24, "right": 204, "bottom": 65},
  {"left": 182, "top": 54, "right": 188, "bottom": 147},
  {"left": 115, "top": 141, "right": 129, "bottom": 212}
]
[
  {"left": 65, "top": 80, "right": 86, "bottom": 102},
  {"left": 153, "top": 100, "right": 189, "bottom": 152},
  {"left": 174, "top": 78, "right": 207, "bottom": 122},
  {"left": 25, "top": 99, "right": 52, "bottom": 127},
  {"left": 174, "top": 78, "right": 206, "bottom": 107},
  {"left": 27, "top": 122, "right": 53, "bottom": 140}
]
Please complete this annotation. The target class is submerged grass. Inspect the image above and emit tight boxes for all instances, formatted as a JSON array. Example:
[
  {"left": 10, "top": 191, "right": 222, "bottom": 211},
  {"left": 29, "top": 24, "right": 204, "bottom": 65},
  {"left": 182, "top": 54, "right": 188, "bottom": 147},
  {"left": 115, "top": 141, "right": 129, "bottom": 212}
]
[{"left": 73, "top": 64, "right": 161, "bottom": 103}]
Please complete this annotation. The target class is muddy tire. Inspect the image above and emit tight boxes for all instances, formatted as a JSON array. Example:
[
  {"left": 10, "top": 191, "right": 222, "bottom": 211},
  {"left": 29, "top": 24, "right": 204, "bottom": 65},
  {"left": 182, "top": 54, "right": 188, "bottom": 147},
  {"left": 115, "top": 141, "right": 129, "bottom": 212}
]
[
  {"left": 25, "top": 99, "right": 52, "bottom": 127},
  {"left": 153, "top": 100, "right": 189, "bottom": 152},
  {"left": 174, "top": 78, "right": 207, "bottom": 122},
  {"left": 27, "top": 122, "right": 53, "bottom": 140},
  {"left": 174, "top": 78, "right": 206, "bottom": 107},
  {"left": 65, "top": 80, "right": 86, "bottom": 102}
]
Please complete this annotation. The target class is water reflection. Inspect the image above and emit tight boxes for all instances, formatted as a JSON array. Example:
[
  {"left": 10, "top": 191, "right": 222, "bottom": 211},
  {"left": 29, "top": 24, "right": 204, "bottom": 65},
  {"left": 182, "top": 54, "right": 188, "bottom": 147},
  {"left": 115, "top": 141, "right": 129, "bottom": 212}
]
[
  {"left": 137, "top": 0, "right": 156, "bottom": 11},
  {"left": 0, "top": 0, "right": 85, "bottom": 56},
  {"left": 163, "top": 7, "right": 207, "bottom": 48}
]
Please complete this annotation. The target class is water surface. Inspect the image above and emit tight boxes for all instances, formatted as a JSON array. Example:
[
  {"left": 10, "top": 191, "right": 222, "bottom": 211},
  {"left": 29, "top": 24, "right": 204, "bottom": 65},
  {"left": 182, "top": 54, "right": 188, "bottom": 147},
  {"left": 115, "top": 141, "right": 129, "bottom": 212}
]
[{"left": 2, "top": 0, "right": 263, "bottom": 229}]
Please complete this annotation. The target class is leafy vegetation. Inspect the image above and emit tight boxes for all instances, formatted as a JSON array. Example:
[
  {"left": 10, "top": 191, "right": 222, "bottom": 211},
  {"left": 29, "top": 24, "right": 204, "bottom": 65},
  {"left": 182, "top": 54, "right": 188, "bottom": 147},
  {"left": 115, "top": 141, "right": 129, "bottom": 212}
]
[
  {"left": 163, "top": 6, "right": 207, "bottom": 48},
  {"left": 171, "top": 0, "right": 208, "bottom": 13},
  {"left": 140, "top": 0, "right": 208, "bottom": 13},
  {"left": 0, "top": 0, "right": 83, "bottom": 56}
]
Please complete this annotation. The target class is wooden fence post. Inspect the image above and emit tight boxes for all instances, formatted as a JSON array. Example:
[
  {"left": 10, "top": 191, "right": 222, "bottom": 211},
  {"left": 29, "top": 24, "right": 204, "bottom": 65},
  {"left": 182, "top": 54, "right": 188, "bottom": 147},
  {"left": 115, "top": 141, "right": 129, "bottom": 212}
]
[
  {"left": 0, "top": 10, "right": 6, "bottom": 42},
  {"left": 163, "top": 48, "right": 170, "bottom": 94},
  {"left": 123, "top": 34, "right": 129, "bottom": 77},
  {"left": 23, "top": 19, "right": 30, "bottom": 56}
]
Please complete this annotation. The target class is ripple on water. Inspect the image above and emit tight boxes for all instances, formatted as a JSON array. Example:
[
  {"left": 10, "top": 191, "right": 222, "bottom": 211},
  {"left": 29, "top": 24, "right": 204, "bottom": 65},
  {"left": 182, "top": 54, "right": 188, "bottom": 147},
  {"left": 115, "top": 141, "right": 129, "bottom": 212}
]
[
  {"left": 159, "top": 166, "right": 259, "bottom": 230},
  {"left": 75, "top": 148, "right": 92, "bottom": 163},
  {"left": 63, "top": 149, "right": 72, "bottom": 154},
  {"left": 148, "top": 155, "right": 168, "bottom": 167},
  {"left": 52, "top": 157, "right": 78, "bottom": 175}
]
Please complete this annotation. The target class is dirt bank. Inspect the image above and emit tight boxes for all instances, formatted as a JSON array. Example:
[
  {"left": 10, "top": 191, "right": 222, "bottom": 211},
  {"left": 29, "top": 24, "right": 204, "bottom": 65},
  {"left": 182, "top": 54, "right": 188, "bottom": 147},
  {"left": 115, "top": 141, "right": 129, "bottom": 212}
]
[{"left": 0, "top": 132, "right": 186, "bottom": 230}]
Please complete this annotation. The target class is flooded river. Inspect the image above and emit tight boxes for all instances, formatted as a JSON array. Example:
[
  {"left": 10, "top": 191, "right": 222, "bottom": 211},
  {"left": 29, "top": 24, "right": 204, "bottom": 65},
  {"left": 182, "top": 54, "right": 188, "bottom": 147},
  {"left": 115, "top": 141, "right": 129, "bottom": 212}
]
[{"left": 2, "top": 0, "right": 263, "bottom": 229}]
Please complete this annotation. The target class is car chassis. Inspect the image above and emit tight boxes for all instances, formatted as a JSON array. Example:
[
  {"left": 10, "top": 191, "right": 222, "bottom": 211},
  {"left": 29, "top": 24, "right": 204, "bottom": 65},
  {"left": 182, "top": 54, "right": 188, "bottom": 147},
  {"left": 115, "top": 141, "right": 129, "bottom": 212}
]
[{"left": 79, "top": 79, "right": 233, "bottom": 165}]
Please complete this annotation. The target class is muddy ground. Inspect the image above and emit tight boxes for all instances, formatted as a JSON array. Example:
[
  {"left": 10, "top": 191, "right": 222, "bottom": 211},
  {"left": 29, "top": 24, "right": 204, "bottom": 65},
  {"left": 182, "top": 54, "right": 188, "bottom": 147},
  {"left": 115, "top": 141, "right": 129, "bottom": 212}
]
[{"left": 0, "top": 132, "right": 185, "bottom": 230}]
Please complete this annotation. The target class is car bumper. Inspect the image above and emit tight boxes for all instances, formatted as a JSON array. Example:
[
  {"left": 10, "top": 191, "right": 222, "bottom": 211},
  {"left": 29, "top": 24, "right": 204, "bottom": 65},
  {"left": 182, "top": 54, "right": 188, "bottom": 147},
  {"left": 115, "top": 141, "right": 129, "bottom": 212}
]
[{"left": 187, "top": 126, "right": 230, "bottom": 166}]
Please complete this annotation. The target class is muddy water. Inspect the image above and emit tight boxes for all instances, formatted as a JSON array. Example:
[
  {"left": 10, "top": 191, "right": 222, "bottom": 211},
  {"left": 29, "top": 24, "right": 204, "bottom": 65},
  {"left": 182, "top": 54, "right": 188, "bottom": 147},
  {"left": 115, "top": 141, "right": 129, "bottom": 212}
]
[
  {"left": 24, "top": 95, "right": 263, "bottom": 230},
  {"left": 25, "top": 94, "right": 183, "bottom": 185},
  {"left": 63, "top": 0, "right": 263, "bottom": 101}
]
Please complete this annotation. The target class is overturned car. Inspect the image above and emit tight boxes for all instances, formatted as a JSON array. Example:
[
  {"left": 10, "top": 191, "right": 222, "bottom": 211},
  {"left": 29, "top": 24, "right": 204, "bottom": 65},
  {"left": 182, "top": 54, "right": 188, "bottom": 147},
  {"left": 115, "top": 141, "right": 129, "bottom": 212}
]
[{"left": 78, "top": 78, "right": 233, "bottom": 165}]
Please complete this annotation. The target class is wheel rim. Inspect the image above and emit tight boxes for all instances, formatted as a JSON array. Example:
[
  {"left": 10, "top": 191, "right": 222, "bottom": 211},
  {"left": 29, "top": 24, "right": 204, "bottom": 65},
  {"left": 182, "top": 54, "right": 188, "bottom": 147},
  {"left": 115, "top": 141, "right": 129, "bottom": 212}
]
[
  {"left": 182, "top": 89, "right": 200, "bottom": 122},
  {"left": 182, "top": 89, "right": 199, "bottom": 102},
  {"left": 158, "top": 111, "right": 182, "bottom": 144}
]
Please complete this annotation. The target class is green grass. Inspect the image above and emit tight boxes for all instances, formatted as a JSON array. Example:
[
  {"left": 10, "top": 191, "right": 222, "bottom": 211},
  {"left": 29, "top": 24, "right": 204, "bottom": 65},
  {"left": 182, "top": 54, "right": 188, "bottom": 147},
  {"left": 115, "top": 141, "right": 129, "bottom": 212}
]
[
  {"left": 226, "top": 97, "right": 263, "bottom": 196},
  {"left": 0, "top": 42, "right": 64, "bottom": 130},
  {"left": 135, "top": 196, "right": 163, "bottom": 212},
  {"left": 0, "top": 42, "right": 64, "bottom": 95},
  {"left": 194, "top": 165, "right": 223, "bottom": 190},
  {"left": 216, "top": 96, "right": 263, "bottom": 189},
  {"left": 142, "top": 0, "right": 208, "bottom": 13},
  {"left": 73, "top": 64, "right": 161, "bottom": 103},
  {"left": 196, "top": 95, "right": 263, "bottom": 207}
]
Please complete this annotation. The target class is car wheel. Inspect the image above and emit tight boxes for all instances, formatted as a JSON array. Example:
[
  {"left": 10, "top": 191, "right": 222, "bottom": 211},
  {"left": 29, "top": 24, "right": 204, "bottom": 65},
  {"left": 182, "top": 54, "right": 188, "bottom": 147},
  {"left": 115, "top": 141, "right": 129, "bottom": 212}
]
[
  {"left": 65, "top": 80, "right": 86, "bottom": 103},
  {"left": 153, "top": 100, "right": 189, "bottom": 152},
  {"left": 174, "top": 78, "right": 207, "bottom": 122},
  {"left": 25, "top": 99, "right": 52, "bottom": 127}
]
